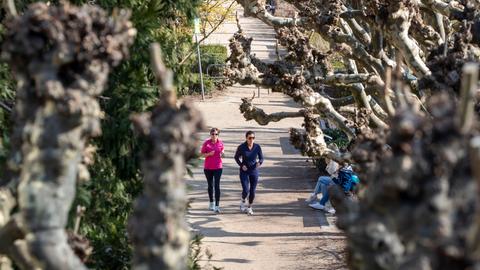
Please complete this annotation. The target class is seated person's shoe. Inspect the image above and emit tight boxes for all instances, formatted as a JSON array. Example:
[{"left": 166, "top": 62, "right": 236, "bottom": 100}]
[
  {"left": 308, "top": 202, "right": 325, "bottom": 210},
  {"left": 324, "top": 206, "right": 335, "bottom": 214},
  {"left": 309, "top": 202, "right": 335, "bottom": 214}
]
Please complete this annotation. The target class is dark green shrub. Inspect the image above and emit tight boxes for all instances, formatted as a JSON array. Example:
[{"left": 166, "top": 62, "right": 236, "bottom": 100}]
[
  {"left": 323, "top": 128, "right": 349, "bottom": 149},
  {"left": 192, "top": 45, "right": 228, "bottom": 76},
  {"left": 186, "top": 73, "right": 214, "bottom": 95}
]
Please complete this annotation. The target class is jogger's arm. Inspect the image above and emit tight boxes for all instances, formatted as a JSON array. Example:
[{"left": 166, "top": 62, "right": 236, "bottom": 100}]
[
  {"left": 234, "top": 145, "right": 242, "bottom": 166},
  {"left": 257, "top": 145, "right": 264, "bottom": 166}
]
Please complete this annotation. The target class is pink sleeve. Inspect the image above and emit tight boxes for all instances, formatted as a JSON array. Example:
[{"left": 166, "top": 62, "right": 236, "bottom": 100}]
[{"left": 200, "top": 141, "right": 207, "bottom": 153}]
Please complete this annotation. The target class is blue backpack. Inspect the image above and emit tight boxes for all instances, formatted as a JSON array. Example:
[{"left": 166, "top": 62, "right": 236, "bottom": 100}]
[{"left": 334, "top": 168, "right": 360, "bottom": 193}]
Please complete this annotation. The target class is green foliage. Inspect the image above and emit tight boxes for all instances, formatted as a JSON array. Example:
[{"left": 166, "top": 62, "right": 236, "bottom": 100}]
[
  {"left": 323, "top": 128, "right": 349, "bottom": 149},
  {"left": 76, "top": 157, "right": 138, "bottom": 269},
  {"left": 188, "top": 234, "right": 204, "bottom": 270},
  {"left": 194, "top": 45, "right": 228, "bottom": 76},
  {"left": 188, "top": 233, "right": 223, "bottom": 270},
  {"left": 0, "top": 64, "right": 15, "bottom": 179},
  {"left": 185, "top": 45, "right": 227, "bottom": 96},
  {"left": 81, "top": 1, "right": 200, "bottom": 268},
  {"left": 187, "top": 73, "right": 214, "bottom": 95}
]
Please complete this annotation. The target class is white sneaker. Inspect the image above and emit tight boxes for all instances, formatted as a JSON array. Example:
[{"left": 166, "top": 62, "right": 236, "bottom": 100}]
[
  {"left": 214, "top": 206, "right": 221, "bottom": 213},
  {"left": 305, "top": 193, "right": 317, "bottom": 203},
  {"left": 325, "top": 207, "right": 336, "bottom": 214},
  {"left": 209, "top": 202, "right": 215, "bottom": 211},
  {"left": 246, "top": 207, "right": 254, "bottom": 215},
  {"left": 240, "top": 200, "right": 247, "bottom": 212},
  {"left": 309, "top": 202, "right": 335, "bottom": 214},
  {"left": 308, "top": 202, "right": 325, "bottom": 210}
]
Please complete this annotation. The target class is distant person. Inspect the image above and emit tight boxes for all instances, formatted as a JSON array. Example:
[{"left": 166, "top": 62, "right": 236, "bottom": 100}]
[
  {"left": 266, "top": 0, "right": 276, "bottom": 15},
  {"left": 234, "top": 131, "right": 264, "bottom": 215},
  {"left": 200, "top": 128, "right": 225, "bottom": 213},
  {"left": 306, "top": 158, "right": 341, "bottom": 214}
]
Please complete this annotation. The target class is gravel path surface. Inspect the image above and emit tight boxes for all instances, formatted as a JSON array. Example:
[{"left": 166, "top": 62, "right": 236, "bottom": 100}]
[{"left": 186, "top": 86, "right": 347, "bottom": 270}]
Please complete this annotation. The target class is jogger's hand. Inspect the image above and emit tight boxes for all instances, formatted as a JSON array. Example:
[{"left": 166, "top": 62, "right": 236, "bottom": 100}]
[{"left": 242, "top": 165, "right": 247, "bottom": 171}]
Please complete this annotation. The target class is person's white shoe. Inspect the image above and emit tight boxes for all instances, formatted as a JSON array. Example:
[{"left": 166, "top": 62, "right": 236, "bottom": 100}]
[
  {"left": 305, "top": 193, "right": 317, "bottom": 203},
  {"left": 309, "top": 202, "right": 335, "bottom": 214},
  {"left": 308, "top": 202, "right": 326, "bottom": 210},
  {"left": 209, "top": 202, "right": 215, "bottom": 211},
  {"left": 246, "top": 207, "right": 254, "bottom": 215},
  {"left": 325, "top": 207, "right": 336, "bottom": 214},
  {"left": 240, "top": 200, "right": 247, "bottom": 212},
  {"left": 214, "top": 206, "right": 221, "bottom": 214}
]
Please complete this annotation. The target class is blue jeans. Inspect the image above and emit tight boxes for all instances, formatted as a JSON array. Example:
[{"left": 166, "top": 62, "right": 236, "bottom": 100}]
[
  {"left": 240, "top": 170, "right": 259, "bottom": 204},
  {"left": 313, "top": 176, "right": 334, "bottom": 206}
]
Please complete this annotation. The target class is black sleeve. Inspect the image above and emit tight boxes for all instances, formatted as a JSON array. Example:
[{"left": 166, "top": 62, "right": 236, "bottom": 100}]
[
  {"left": 234, "top": 144, "right": 242, "bottom": 166},
  {"left": 257, "top": 145, "right": 264, "bottom": 165}
]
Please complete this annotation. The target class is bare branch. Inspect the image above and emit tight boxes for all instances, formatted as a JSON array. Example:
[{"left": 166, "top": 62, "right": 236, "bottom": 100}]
[
  {"left": 457, "top": 63, "right": 478, "bottom": 134},
  {"left": 240, "top": 97, "right": 306, "bottom": 125},
  {"left": 240, "top": 0, "right": 307, "bottom": 27},
  {"left": 0, "top": 101, "right": 12, "bottom": 113},
  {"left": 325, "top": 95, "right": 356, "bottom": 107},
  {"left": 3, "top": 0, "right": 17, "bottom": 17},
  {"left": 384, "top": 5, "right": 431, "bottom": 77},
  {"left": 315, "top": 73, "right": 379, "bottom": 85},
  {"left": 150, "top": 43, "right": 176, "bottom": 105},
  {"left": 421, "top": 0, "right": 465, "bottom": 19},
  {"left": 346, "top": 18, "right": 372, "bottom": 46},
  {"left": 435, "top": 12, "right": 446, "bottom": 43},
  {"left": 343, "top": 59, "right": 388, "bottom": 129},
  {"left": 383, "top": 66, "right": 396, "bottom": 116}
]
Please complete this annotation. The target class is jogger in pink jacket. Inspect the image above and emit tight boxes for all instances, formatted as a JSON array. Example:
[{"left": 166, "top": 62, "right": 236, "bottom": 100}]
[{"left": 200, "top": 127, "right": 225, "bottom": 213}]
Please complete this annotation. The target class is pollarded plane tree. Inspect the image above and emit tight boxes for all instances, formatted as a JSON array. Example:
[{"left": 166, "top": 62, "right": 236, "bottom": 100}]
[
  {"left": 0, "top": 3, "right": 135, "bottom": 269},
  {"left": 225, "top": 1, "right": 480, "bottom": 269},
  {"left": 224, "top": 0, "right": 480, "bottom": 160}
]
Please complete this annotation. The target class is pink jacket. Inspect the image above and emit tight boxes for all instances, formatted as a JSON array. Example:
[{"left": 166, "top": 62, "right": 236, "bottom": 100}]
[{"left": 201, "top": 139, "right": 224, "bottom": 170}]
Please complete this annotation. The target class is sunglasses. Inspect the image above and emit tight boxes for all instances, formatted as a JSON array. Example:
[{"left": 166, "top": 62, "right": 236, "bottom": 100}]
[
  {"left": 210, "top": 133, "right": 219, "bottom": 136},
  {"left": 247, "top": 136, "right": 255, "bottom": 140}
]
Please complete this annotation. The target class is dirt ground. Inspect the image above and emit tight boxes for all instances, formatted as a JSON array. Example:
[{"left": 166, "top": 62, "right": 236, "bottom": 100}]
[{"left": 185, "top": 85, "right": 347, "bottom": 270}]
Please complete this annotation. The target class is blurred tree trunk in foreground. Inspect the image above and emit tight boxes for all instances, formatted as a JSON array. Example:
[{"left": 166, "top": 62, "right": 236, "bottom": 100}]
[{"left": 0, "top": 2, "right": 135, "bottom": 269}]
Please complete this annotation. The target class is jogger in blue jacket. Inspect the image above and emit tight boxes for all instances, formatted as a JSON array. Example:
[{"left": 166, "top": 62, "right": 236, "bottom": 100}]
[{"left": 234, "top": 131, "right": 264, "bottom": 215}]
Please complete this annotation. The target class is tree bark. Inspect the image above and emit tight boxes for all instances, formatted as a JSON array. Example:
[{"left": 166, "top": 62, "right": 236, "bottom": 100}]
[{"left": 0, "top": 3, "right": 135, "bottom": 269}]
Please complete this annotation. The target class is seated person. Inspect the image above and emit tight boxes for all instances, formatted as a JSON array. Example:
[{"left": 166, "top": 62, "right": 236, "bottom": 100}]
[{"left": 306, "top": 158, "right": 339, "bottom": 214}]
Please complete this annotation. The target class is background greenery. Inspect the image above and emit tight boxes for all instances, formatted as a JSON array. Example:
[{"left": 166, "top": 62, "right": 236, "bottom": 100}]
[
  {"left": 194, "top": 45, "right": 228, "bottom": 76},
  {"left": 186, "top": 44, "right": 228, "bottom": 95},
  {"left": 1, "top": 0, "right": 202, "bottom": 269}
]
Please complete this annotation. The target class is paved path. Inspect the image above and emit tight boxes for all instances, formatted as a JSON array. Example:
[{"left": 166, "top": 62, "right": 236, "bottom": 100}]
[
  {"left": 188, "top": 4, "right": 346, "bottom": 269},
  {"left": 202, "top": 6, "right": 286, "bottom": 63},
  {"left": 186, "top": 86, "right": 347, "bottom": 270}
]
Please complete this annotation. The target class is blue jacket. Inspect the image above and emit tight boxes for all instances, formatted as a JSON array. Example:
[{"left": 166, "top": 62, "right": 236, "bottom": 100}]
[{"left": 234, "top": 142, "right": 264, "bottom": 172}]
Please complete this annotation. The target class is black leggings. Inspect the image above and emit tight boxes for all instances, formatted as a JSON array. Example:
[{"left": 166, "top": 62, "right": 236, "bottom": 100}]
[{"left": 204, "top": 169, "right": 223, "bottom": 206}]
